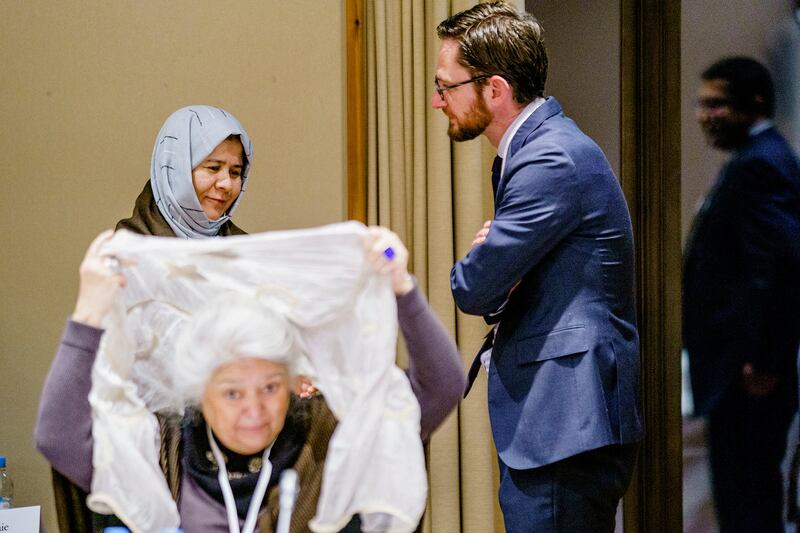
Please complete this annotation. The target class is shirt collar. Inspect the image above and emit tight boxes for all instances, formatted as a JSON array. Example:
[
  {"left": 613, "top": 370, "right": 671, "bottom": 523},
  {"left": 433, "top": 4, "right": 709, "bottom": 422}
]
[
  {"left": 497, "top": 97, "right": 546, "bottom": 177},
  {"left": 749, "top": 119, "right": 773, "bottom": 137}
]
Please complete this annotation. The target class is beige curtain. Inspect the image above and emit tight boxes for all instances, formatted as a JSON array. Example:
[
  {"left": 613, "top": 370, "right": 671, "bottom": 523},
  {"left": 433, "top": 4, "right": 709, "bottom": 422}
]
[{"left": 365, "top": 0, "right": 521, "bottom": 531}]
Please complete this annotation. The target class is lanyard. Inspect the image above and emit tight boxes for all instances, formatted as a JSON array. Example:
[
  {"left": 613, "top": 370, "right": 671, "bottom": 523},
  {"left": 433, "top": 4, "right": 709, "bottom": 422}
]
[{"left": 207, "top": 424, "right": 273, "bottom": 533}]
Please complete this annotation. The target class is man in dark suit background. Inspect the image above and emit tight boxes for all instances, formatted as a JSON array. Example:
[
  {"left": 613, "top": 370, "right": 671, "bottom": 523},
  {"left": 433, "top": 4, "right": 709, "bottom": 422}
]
[
  {"left": 684, "top": 56, "right": 800, "bottom": 532},
  {"left": 434, "top": 3, "right": 642, "bottom": 531}
]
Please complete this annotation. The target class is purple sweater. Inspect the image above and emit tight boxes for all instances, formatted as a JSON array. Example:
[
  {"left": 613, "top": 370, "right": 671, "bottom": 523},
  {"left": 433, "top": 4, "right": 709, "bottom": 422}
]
[{"left": 35, "top": 286, "right": 465, "bottom": 524}]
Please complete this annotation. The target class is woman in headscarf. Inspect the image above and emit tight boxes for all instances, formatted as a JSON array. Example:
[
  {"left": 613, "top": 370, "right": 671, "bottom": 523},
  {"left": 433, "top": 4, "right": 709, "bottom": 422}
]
[
  {"left": 117, "top": 105, "right": 253, "bottom": 238},
  {"left": 47, "top": 105, "right": 253, "bottom": 531},
  {"left": 35, "top": 227, "right": 466, "bottom": 532}
]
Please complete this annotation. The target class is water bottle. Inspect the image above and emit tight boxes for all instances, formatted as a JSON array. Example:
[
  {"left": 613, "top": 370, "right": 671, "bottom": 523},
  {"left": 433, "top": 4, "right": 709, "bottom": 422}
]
[{"left": 0, "top": 455, "right": 13, "bottom": 509}]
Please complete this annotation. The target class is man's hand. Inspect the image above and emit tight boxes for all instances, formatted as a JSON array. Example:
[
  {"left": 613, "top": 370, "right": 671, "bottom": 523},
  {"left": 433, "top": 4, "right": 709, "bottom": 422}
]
[
  {"left": 742, "top": 363, "right": 779, "bottom": 397},
  {"left": 472, "top": 220, "right": 492, "bottom": 247}
]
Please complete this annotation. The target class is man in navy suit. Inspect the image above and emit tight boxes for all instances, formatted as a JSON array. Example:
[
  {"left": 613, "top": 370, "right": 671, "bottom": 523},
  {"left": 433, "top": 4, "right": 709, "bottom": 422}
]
[
  {"left": 434, "top": 3, "right": 642, "bottom": 531},
  {"left": 684, "top": 57, "right": 800, "bottom": 532}
]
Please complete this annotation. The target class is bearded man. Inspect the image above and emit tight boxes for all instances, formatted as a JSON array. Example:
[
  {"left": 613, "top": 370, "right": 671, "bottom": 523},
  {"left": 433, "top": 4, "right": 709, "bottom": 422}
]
[{"left": 436, "top": 3, "right": 643, "bottom": 532}]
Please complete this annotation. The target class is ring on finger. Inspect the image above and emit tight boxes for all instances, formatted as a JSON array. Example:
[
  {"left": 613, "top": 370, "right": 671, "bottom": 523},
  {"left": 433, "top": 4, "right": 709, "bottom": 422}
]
[{"left": 104, "top": 256, "right": 122, "bottom": 273}]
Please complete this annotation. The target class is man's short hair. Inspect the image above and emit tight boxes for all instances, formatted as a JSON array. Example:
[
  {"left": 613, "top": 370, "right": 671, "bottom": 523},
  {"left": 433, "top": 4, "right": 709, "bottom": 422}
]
[
  {"left": 702, "top": 56, "right": 775, "bottom": 118},
  {"left": 436, "top": 2, "right": 547, "bottom": 105}
]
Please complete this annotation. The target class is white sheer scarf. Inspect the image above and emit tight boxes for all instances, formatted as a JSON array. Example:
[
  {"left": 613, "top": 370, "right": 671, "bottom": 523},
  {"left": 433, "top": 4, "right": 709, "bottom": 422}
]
[{"left": 86, "top": 222, "right": 426, "bottom": 533}]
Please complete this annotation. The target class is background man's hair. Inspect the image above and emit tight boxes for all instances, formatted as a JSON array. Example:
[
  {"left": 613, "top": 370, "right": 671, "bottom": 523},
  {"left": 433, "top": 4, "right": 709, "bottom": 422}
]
[
  {"left": 436, "top": 1, "right": 548, "bottom": 104},
  {"left": 702, "top": 56, "right": 775, "bottom": 118}
]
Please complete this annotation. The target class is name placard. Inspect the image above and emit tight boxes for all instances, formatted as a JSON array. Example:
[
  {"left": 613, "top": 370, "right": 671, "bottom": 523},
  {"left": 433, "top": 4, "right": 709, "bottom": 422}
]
[{"left": 0, "top": 506, "right": 40, "bottom": 533}]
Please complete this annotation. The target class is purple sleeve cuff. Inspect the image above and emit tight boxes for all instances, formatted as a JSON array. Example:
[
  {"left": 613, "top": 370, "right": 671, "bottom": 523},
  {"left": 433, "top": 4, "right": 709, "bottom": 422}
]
[{"left": 62, "top": 319, "right": 104, "bottom": 353}]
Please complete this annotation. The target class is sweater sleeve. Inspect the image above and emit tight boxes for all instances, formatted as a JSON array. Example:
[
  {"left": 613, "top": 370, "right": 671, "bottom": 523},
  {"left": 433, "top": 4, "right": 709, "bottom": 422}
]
[
  {"left": 397, "top": 286, "right": 465, "bottom": 441},
  {"left": 34, "top": 319, "right": 102, "bottom": 492}
]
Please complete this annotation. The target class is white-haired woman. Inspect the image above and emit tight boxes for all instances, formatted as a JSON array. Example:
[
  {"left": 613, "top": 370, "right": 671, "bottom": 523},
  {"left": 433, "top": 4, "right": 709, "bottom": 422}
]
[{"left": 35, "top": 227, "right": 466, "bottom": 532}]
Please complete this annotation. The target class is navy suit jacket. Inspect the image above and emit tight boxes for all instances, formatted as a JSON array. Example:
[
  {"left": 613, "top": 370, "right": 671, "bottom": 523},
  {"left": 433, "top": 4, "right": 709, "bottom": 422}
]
[
  {"left": 683, "top": 126, "right": 800, "bottom": 416},
  {"left": 452, "top": 97, "right": 643, "bottom": 469}
]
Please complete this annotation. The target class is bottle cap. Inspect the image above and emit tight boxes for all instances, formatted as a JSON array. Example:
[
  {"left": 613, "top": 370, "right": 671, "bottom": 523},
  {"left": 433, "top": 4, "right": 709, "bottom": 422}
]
[
  {"left": 0, "top": 456, "right": 5, "bottom": 468},
  {"left": 103, "top": 528, "right": 130, "bottom": 532}
]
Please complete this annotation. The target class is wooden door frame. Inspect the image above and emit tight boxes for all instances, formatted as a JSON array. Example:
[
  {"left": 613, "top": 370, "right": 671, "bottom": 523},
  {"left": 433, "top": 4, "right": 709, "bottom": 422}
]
[
  {"left": 346, "top": 0, "right": 367, "bottom": 223},
  {"left": 620, "top": 0, "right": 683, "bottom": 531}
]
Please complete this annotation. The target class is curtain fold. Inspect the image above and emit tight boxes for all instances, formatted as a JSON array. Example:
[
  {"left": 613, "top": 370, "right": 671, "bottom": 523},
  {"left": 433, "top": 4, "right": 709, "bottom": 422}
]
[{"left": 365, "top": 1, "right": 506, "bottom": 530}]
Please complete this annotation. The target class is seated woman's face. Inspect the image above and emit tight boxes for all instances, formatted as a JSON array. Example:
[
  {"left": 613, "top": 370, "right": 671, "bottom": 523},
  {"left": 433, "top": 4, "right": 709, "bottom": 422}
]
[
  {"left": 201, "top": 357, "right": 291, "bottom": 454},
  {"left": 192, "top": 137, "right": 245, "bottom": 221}
]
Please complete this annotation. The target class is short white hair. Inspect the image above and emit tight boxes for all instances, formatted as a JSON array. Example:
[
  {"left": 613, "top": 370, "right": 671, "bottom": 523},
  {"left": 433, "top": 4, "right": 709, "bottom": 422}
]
[{"left": 172, "top": 292, "right": 299, "bottom": 406}]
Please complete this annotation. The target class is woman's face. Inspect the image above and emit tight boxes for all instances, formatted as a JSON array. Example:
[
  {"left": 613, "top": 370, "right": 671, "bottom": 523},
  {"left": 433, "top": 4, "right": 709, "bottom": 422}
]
[
  {"left": 201, "top": 358, "right": 291, "bottom": 455},
  {"left": 191, "top": 137, "right": 244, "bottom": 221}
]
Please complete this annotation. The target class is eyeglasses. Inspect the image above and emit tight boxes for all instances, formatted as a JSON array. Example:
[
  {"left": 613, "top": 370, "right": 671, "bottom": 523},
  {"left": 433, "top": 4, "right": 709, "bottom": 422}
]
[{"left": 433, "top": 75, "right": 490, "bottom": 99}]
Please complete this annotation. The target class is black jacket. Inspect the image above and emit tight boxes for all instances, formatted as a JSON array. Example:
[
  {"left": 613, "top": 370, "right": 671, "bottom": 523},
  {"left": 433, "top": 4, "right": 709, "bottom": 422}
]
[{"left": 683, "top": 126, "right": 800, "bottom": 415}]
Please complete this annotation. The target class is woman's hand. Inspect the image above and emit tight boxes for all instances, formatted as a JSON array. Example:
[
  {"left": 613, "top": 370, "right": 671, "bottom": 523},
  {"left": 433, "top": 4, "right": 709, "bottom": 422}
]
[
  {"left": 72, "top": 230, "right": 130, "bottom": 328},
  {"left": 363, "top": 227, "right": 415, "bottom": 296},
  {"left": 294, "top": 375, "right": 319, "bottom": 398}
]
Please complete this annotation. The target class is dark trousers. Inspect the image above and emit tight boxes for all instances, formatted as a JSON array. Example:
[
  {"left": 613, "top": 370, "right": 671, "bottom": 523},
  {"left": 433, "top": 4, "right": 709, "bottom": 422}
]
[
  {"left": 706, "top": 385, "right": 796, "bottom": 533},
  {"left": 498, "top": 443, "right": 639, "bottom": 533}
]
